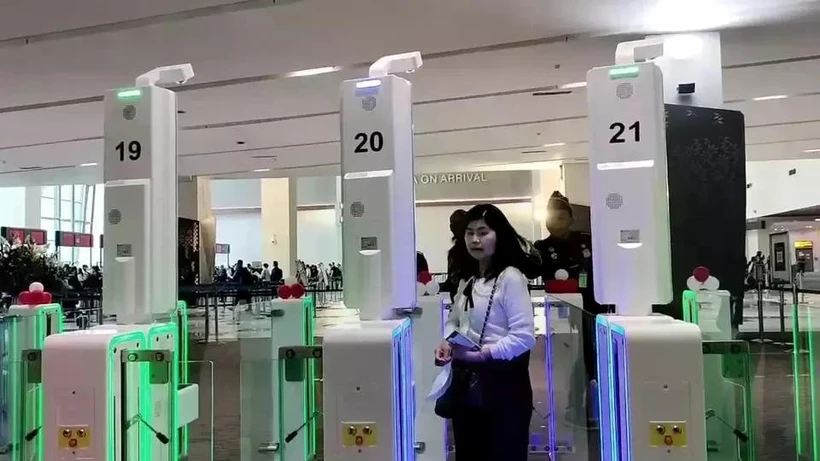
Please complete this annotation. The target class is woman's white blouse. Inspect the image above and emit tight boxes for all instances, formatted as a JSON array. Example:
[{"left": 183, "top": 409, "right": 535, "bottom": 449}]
[{"left": 445, "top": 267, "right": 536, "bottom": 360}]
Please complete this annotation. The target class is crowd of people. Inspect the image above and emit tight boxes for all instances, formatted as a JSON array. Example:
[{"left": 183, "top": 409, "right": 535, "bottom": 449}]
[
  {"left": 58, "top": 264, "right": 103, "bottom": 291},
  {"left": 213, "top": 260, "right": 343, "bottom": 289}
]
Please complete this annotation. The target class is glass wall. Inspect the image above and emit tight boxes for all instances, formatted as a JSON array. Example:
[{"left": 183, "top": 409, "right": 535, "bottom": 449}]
[{"left": 41, "top": 184, "right": 96, "bottom": 264}]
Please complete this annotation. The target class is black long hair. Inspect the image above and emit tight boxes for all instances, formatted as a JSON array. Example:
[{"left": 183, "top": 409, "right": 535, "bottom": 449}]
[{"left": 450, "top": 203, "right": 541, "bottom": 281}]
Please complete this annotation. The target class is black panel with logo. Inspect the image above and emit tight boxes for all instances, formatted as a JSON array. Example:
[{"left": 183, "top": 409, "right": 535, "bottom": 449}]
[{"left": 655, "top": 104, "right": 746, "bottom": 320}]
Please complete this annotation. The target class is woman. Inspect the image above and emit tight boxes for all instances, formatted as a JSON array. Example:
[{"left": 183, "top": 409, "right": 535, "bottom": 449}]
[{"left": 435, "top": 204, "right": 540, "bottom": 460}]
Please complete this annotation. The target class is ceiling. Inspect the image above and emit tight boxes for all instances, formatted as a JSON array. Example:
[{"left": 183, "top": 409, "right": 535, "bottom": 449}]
[{"left": 2, "top": 0, "right": 820, "bottom": 186}]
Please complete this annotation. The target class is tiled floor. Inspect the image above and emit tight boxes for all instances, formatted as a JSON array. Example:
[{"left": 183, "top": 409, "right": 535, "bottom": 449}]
[{"left": 179, "top": 295, "right": 808, "bottom": 461}]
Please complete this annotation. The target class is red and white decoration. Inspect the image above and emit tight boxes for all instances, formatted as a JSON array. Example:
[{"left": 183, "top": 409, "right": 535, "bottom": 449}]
[
  {"left": 18, "top": 282, "right": 52, "bottom": 306},
  {"left": 686, "top": 266, "right": 720, "bottom": 291},
  {"left": 417, "top": 271, "right": 440, "bottom": 297},
  {"left": 545, "top": 268, "right": 579, "bottom": 294}
]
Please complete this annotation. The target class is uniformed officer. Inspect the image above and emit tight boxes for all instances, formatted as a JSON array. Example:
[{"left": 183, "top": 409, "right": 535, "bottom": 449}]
[{"left": 534, "top": 191, "right": 605, "bottom": 429}]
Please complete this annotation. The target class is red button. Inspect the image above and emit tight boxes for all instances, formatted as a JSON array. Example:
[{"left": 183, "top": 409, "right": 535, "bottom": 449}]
[
  {"left": 664, "top": 435, "right": 673, "bottom": 446},
  {"left": 69, "top": 439, "right": 78, "bottom": 448},
  {"left": 355, "top": 435, "right": 364, "bottom": 446}
]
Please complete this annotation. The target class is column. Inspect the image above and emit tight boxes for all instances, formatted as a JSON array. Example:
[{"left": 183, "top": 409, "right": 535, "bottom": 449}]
[
  {"left": 530, "top": 167, "right": 563, "bottom": 240},
  {"left": 335, "top": 175, "right": 343, "bottom": 264},
  {"left": 178, "top": 176, "right": 215, "bottom": 283},
  {"left": 24, "top": 186, "right": 41, "bottom": 228},
  {"left": 560, "top": 163, "right": 590, "bottom": 206},
  {"left": 261, "top": 178, "right": 298, "bottom": 278}
]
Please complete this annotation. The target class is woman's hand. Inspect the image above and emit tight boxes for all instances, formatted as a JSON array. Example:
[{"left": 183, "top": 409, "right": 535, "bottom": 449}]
[
  {"left": 435, "top": 341, "right": 453, "bottom": 365},
  {"left": 452, "top": 345, "right": 493, "bottom": 363}
]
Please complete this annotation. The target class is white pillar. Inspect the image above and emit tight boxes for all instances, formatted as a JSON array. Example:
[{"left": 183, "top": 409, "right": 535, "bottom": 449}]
[
  {"left": 530, "top": 168, "right": 563, "bottom": 240},
  {"left": 335, "top": 175, "right": 343, "bottom": 264},
  {"left": 561, "top": 163, "right": 590, "bottom": 206},
  {"left": 24, "top": 186, "right": 41, "bottom": 228},
  {"left": 261, "top": 178, "right": 298, "bottom": 278}
]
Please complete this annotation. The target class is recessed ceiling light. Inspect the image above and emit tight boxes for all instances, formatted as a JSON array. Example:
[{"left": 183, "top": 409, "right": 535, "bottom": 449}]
[
  {"left": 752, "top": 95, "right": 788, "bottom": 101},
  {"left": 236, "top": 141, "right": 246, "bottom": 145},
  {"left": 814, "top": 218, "right": 820, "bottom": 222},
  {"left": 286, "top": 66, "right": 342, "bottom": 78},
  {"left": 559, "top": 81, "right": 587, "bottom": 89},
  {"left": 804, "top": 148, "right": 820, "bottom": 153},
  {"left": 542, "top": 142, "right": 567, "bottom": 148},
  {"left": 253, "top": 168, "right": 270, "bottom": 173},
  {"left": 80, "top": 162, "right": 98, "bottom": 167}
]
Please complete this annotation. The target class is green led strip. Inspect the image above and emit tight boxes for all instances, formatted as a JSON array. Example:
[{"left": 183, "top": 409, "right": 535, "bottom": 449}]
[
  {"left": 8, "top": 317, "right": 20, "bottom": 461},
  {"left": 793, "top": 303, "right": 804, "bottom": 454},
  {"left": 148, "top": 323, "right": 180, "bottom": 460},
  {"left": 107, "top": 331, "right": 146, "bottom": 461},
  {"left": 681, "top": 290, "right": 698, "bottom": 325},
  {"left": 175, "top": 301, "right": 190, "bottom": 457},
  {"left": 809, "top": 305, "right": 820, "bottom": 459},
  {"left": 304, "top": 296, "right": 317, "bottom": 458},
  {"left": 34, "top": 304, "right": 63, "bottom": 461}
]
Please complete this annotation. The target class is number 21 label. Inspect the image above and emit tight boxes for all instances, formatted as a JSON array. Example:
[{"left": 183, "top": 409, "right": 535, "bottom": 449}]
[{"left": 609, "top": 121, "right": 641, "bottom": 144}]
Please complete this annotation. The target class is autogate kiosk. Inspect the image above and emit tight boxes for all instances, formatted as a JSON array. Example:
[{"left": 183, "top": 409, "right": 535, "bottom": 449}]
[
  {"left": 319, "top": 51, "right": 446, "bottom": 461},
  {"left": 588, "top": 47, "right": 707, "bottom": 460},
  {"left": 41, "top": 64, "right": 200, "bottom": 461}
]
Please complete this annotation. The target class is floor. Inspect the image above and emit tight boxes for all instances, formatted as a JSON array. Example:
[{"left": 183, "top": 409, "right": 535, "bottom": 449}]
[{"left": 180, "top": 296, "right": 810, "bottom": 461}]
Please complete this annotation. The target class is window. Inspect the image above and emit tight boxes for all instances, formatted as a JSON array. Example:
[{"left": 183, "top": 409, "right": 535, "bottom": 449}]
[
  {"left": 41, "top": 186, "right": 56, "bottom": 199},
  {"left": 41, "top": 184, "right": 97, "bottom": 264},
  {"left": 41, "top": 198, "right": 55, "bottom": 218},
  {"left": 60, "top": 200, "right": 72, "bottom": 220}
]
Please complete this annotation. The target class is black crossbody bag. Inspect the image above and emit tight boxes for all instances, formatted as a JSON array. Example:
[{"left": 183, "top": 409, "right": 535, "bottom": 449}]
[{"left": 435, "top": 276, "right": 499, "bottom": 418}]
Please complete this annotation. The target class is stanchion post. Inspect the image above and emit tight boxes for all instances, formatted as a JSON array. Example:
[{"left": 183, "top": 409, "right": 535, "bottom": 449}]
[{"left": 756, "top": 280, "right": 767, "bottom": 344}]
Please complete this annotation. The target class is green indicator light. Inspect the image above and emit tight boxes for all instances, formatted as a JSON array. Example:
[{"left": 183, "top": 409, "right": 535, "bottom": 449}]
[
  {"left": 117, "top": 88, "right": 142, "bottom": 100},
  {"left": 609, "top": 66, "right": 640, "bottom": 79}
]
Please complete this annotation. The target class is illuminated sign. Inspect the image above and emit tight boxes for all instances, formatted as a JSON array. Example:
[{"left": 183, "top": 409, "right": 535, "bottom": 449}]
[
  {"left": 215, "top": 243, "right": 231, "bottom": 254},
  {"left": 795, "top": 240, "right": 814, "bottom": 249},
  {"left": 55, "top": 231, "right": 94, "bottom": 248},
  {"left": 0, "top": 227, "right": 47, "bottom": 245}
]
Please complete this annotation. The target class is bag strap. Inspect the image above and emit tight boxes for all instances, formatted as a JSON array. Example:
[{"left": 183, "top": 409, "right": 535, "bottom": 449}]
[{"left": 477, "top": 276, "right": 500, "bottom": 346}]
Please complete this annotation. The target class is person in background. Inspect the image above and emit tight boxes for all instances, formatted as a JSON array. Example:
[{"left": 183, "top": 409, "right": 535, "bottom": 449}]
[
  {"left": 435, "top": 204, "right": 540, "bottom": 461},
  {"left": 261, "top": 263, "right": 271, "bottom": 283},
  {"left": 232, "top": 259, "right": 254, "bottom": 307},
  {"left": 534, "top": 191, "right": 604, "bottom": 429},
  {"left": 330, "top": 262, "right": 342, "bottom": 289},
  {"left": 271, "top": 261, "right": 284, "bottom": 283},
  {"left": 444, "top": 209, "right": 468, "bottom": 302}
]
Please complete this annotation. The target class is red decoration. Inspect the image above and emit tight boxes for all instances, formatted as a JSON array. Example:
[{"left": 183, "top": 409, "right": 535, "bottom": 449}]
[
  {"left": 692, "top": 266, "right": 710, "bottom": 283},
  {"left": 290, "top": 283, "right": 306, "bottom": 299},
  {"left": 18, "top": 290, "right": 52, "bottom": 305},
  {"left": 545, "top": 279, "right": 579, "bottom": 294},
  {"left": 277, "top": 285, "right": 292, "bottom": 299},
  {"left": 417, "top": 271, "right": 433, "bottom": 285}
]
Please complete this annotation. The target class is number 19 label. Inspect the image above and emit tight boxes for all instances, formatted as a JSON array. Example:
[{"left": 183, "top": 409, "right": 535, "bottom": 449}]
[{"left": 116, "top": 141, "right": 142, "bottom": 161}]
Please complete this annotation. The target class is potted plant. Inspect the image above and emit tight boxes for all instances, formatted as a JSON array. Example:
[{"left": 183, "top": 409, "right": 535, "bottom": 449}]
[{"left": 0, "top": 237, "right": 62, "bottom": 309}]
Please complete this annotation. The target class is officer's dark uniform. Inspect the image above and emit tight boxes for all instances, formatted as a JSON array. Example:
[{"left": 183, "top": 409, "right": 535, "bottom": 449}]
[
  {"left": 535, "top": 231, "right": 604, "bottom": 313},
  {"left": 535, "top": 231, "right": 606, "bottom": 409}
]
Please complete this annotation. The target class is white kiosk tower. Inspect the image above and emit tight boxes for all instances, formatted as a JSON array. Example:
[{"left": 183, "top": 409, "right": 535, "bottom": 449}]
[
  {"left": 322, "top": 52, "right": 446, "bottom": 461},
  {"left": 588, "top": 45, "right": 706, "bottom": 460},
  {"left": 41, "top": 64, "right": 199, "bottom": 461}
]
